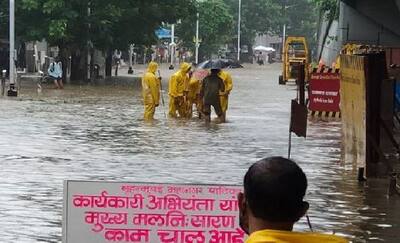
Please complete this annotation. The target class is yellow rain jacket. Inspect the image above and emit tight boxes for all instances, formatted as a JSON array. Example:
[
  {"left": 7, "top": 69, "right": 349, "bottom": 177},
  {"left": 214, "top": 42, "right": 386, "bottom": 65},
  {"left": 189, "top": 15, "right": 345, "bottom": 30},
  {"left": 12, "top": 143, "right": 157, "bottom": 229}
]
[
  {"left": 168, "top": 62, "right": 192, "bottom": 117},
  {"left": 219, "top": 70, "right": 233, "bottom": 113},
  {"left": 187, "top": 77, "right": 202, "bottom": 118},
  {"left": 142, "top": 62, "right": 160, "bottom": 120},
  {"left": 246, "top": 229, "right": 348, "bottom": 243}
]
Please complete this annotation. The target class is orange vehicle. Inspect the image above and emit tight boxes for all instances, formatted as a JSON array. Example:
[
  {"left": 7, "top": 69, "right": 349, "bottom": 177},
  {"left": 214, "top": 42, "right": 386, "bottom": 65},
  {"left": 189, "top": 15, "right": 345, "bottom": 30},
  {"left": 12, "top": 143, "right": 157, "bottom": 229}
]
[{"left": 279, "top": 36, "right": 309, "bottom": 85}]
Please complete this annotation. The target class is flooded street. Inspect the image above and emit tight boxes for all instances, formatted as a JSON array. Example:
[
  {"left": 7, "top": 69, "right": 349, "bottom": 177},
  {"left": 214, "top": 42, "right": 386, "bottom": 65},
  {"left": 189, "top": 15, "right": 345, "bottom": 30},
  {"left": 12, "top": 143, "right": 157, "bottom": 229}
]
[{"left": 0, "top": 64, "right": 398, "bottom": 242}]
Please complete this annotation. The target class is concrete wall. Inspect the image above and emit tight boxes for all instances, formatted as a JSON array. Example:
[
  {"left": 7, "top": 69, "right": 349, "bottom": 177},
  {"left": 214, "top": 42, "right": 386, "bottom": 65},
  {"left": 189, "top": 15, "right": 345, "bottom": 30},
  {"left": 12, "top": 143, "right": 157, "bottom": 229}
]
[
  {"left": 318, "top": 0, "right": 400, "bottom": 65},
  {"left": 319, "top": 20, "right": 341, "bottom": 66},
  {"left": 341, "top": 0, "right": 400, "bottom": 46}
]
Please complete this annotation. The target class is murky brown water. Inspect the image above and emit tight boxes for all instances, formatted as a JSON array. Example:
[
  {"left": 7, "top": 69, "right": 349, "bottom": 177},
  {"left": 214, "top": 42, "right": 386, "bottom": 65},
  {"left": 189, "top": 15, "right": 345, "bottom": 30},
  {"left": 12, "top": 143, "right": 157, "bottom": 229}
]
[{"left": 0, "top": 64, "right": 399, "bottom": 242}]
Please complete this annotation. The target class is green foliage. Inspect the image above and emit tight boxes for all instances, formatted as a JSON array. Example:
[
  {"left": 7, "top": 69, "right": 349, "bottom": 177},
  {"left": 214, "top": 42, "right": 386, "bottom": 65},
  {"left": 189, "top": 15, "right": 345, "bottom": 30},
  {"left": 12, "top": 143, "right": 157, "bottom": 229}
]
[
  {"left": 278, "top": 0, "right": 319, "bottom": 47},
  {"left": 224, "top": 0, "right": 281, "bottom": 46},
  {"left": 4, "top": 0, "right": 195, "bottom": 50},
  {"left": 177, "top": 0, "right": 234, "bottom": 58},
  {"left": 313, "top": 0, "right": 339, "bottom": 20}
]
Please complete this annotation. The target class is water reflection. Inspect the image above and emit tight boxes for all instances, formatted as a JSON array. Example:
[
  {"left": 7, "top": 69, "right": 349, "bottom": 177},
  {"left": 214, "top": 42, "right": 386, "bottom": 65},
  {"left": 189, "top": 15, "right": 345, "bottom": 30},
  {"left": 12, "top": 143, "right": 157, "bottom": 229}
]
[{"left": 0, "top": 66, "right": 398, "bottom": 242}]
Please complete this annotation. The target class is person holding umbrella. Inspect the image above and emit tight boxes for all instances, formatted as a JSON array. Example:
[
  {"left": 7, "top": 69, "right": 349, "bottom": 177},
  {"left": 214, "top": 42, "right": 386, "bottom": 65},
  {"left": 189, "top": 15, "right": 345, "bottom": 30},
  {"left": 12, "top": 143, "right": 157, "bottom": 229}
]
[{"left": 200, "top": 62, "right": 225, "bottom": 123}]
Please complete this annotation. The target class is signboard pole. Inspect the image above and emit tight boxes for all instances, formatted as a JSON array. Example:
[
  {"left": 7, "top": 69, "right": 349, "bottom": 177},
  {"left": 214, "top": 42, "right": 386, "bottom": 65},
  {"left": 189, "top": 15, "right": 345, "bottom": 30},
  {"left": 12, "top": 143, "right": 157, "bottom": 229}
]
[
  {"left": 8, "top": 0, "right": 18, "bottom": 97},
  {"left": 195, "top": 13, "right": 200, "bottom": 64}
]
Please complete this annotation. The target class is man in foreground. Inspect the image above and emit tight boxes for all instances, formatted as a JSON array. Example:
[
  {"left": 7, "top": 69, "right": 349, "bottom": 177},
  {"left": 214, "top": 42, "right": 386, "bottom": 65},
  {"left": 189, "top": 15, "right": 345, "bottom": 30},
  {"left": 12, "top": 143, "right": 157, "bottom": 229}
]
[
  {"left": 239, "top": 157, "right": 348, "bottom": 243},
  {"left": 142, "top": 62, "right": 160, "bottom": 120}
]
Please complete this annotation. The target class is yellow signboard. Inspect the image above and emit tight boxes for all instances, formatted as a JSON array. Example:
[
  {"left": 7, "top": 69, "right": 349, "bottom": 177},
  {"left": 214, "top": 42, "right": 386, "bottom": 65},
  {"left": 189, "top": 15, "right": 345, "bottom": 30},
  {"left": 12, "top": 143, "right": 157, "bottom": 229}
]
[{"left": 340, "top": 55, "right": 367, "bottom": 169}]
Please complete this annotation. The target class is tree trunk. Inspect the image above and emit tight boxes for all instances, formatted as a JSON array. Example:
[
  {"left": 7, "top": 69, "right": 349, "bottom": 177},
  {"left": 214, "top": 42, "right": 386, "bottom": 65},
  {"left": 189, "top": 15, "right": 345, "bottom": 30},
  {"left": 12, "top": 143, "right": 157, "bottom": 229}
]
[
  {"left": 70, "top": 51, "right": 84, "bottom": 82},
  {"left": 105, "top": 50, "right": 112, "bottom": 77},
  {"left": 89, "top": 49, "right": 95, "bottom": 83}
]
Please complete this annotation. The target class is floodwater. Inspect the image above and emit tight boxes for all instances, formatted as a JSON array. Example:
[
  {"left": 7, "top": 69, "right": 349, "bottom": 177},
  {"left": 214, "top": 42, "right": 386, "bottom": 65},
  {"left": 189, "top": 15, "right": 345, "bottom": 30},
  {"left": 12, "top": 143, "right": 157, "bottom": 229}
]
[{"left": 0, "top": 64, "right": 399, "bottom": 243}]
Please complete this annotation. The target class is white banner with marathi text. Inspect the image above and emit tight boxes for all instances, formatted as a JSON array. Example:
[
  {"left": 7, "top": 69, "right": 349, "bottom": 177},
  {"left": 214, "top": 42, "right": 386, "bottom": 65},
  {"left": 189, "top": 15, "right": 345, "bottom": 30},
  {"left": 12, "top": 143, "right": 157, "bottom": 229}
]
[{"left": 63, "top": 180, "right": 245, "bottom": 243}]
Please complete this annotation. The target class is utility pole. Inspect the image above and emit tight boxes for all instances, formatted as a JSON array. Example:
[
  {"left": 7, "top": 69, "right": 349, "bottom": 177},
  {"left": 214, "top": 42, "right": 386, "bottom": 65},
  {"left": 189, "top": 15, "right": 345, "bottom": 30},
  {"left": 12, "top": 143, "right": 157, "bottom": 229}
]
[
  {"left": 8, "top": 0, "right": 17, "bottom": 96},
  {"left": 237, "top": 0, "right": 242, "bottom": 61},
  {"left": 169, "top": 24, "right": 176, "bottom": 69},
  {"left": 195, "top": 13, "right": 200, "bottom": 64},
  {"left": 128, "top": 44, "right": 134, "bottom": 74},
  {"left": 282, "top": 24, "right": 286, "bottom": 61}
]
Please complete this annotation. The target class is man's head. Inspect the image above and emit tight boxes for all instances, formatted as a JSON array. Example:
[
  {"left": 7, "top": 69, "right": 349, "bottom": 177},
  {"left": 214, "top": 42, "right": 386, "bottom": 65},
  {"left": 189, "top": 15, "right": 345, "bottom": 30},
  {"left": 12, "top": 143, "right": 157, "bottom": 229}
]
[
  {"left": 210, "top": 69, "right": 220, "bottom": 75},
  {"left": 147, "top": 61, "right": 158, "bottom": 74},
  {"left": 238, "top": 157, "right": 309, "bottom": 234},
  {"left": 180, "top": 62, "right": 192, "bottom": 74}
]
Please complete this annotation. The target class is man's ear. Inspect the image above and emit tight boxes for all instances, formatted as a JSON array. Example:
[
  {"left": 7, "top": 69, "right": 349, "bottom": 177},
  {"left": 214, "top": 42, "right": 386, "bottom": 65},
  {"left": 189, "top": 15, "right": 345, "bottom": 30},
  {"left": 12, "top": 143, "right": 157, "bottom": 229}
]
[
  {"left": 238, "top": 192, "right": 250, "bottom": 235},
  {"left": 238, "top": 192, "right": 245, "bottom": 210},
  {"left": 298, "top": 201, "right": 309, "bottom": 219}
]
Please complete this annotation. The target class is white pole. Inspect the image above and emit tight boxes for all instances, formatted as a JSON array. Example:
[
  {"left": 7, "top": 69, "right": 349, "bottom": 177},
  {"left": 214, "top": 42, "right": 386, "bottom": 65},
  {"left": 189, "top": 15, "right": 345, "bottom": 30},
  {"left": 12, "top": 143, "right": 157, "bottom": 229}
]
[
  {"left": 170, "top": 24, "right": 175, "bottom": 66},
  {"left": 237, "top": 0, "right": 241, "bottom": 61},
  {"left": 9, "top": 0, "right": 15, "bottom": 84},
  {"left": 282, "top": 24, "right": 286, "bottom": 61},
  {"left": 195, "top": 13, "right": 199, "bottom": 64},
  {"left": 129, "top": 44, "right": 133, "bottom": 68}
]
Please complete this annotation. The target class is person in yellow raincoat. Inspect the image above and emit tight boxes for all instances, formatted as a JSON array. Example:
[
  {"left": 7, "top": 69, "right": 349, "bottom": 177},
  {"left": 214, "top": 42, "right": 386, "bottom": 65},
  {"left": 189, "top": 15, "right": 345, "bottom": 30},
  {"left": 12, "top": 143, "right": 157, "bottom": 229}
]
[
  {"left": 239, "top": 157, "right": 349, "bottom": 243},
  {"left": 168, "top": 62, "right": 192, "bottom": 118},
  {"left": 142, "top": 62, "right": 160, "bottom": 120},
  {"left": 186, "top": 73, "right": 203, "bottom": 118},
  {"left": 219, "top": 70, "right": 233, "bottom": 121}
]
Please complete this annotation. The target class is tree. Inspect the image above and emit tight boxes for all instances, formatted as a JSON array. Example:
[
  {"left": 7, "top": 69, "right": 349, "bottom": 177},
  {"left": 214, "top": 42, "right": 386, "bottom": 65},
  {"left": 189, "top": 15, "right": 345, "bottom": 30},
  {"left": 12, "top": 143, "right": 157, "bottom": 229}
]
[
  {"left": 9, "top": 0, "right": 196, "bottom": 80},
  {"left": 224, "top": 0, "right": 281, "bottom": 61},
  {"left": 277, "top": 0, "right": 319, "bottom": 54},
  {"left": 177, "top": 0, "right": 234, "bottom": 61}
]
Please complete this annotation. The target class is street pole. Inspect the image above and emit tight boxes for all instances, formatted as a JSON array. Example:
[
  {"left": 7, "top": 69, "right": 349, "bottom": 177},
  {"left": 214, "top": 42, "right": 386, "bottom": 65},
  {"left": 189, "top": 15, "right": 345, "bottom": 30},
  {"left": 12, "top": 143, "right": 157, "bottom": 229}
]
[
  {"left": 170, "top": 24, "right": 175, "bottom": 69},
  {"left": 195, "top": 13, "right": 199, "bottom": 64},
  {"left": 128, "top": 44, "right": 134, "bottom": 74},
  {"left": 282, "top": 24, "right": 286, "bottom": 61},
  {"left": 9, "top": 0, "right": 15, "bottom": 85},
  {"left": 237, "top": 0, "right": 241, "bottom": 61},
  {"left": 8, "top": 0, "right": 17, "bottom": 96}
]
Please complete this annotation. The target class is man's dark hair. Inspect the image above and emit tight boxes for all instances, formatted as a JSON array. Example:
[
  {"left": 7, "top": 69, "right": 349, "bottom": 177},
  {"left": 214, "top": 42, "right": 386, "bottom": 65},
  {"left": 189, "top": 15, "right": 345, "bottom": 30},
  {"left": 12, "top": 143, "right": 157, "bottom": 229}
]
[
  {"left": 244, "top": 156, "right": 308, "bottom": 222},
  {"left": 210, "top": 69, "right": 220, "bottom": 75}
]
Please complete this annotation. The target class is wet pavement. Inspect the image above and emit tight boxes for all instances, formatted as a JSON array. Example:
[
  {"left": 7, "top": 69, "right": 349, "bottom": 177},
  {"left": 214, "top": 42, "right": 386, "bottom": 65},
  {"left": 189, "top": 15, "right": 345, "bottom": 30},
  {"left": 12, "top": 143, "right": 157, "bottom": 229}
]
[{"left": 0, "top": 64, "right": 399, "bottom": 242}]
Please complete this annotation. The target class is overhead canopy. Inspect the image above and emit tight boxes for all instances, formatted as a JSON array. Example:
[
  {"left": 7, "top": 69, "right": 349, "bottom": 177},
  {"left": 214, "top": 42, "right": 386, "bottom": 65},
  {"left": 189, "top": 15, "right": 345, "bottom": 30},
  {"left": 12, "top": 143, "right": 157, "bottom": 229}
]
[
  {"left": 155, "top": 28, "right": 171, "bottom": 39},
  {"left": 254, "top": 45, "right": 276, "bottom": 52}
]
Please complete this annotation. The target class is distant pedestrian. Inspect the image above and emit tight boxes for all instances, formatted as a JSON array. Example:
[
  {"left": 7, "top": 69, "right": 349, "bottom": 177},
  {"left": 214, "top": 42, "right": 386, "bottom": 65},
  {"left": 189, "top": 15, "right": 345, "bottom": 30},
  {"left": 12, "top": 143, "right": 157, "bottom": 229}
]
[
  {"left": 48, "top": 57, "right": 63, "bottom": 89},
  {"left": 201, "top": 68, "right": 225, "bottom": 123},
  {"left": 142, "top": 62, "right": 160, "bottom": 120}
]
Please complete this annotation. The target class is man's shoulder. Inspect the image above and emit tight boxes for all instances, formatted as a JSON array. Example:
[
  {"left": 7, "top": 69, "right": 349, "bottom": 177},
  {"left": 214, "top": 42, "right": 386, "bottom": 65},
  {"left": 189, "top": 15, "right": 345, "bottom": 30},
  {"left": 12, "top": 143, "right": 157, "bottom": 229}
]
[{"left": 246, "top": 229, "right": 349, "bottom": 243}]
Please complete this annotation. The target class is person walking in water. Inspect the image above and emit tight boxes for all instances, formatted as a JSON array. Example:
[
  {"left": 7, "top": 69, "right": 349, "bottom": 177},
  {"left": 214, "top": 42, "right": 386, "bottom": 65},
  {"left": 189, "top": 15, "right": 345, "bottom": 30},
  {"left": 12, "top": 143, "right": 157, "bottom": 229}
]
[
  {"left": 187, "top": 71, "right": 203, "bottom": 119},
  {"left": 218, "top": 70, "right": 233, "bottom": 121},
  {"left": 142, "top": 62, "right": 161, "bottom": 120},
  {"left": 201, "top": 67, "right": 225, "bottom": 123},
  {"left": 48, "top": 57, "right": 63, "bottom": 89},
  {"left": 168, "top": 62, "right": 192, "bottom": 118},
  {"left": 238, "top": 157, "right": 349, "bottom": 243}
]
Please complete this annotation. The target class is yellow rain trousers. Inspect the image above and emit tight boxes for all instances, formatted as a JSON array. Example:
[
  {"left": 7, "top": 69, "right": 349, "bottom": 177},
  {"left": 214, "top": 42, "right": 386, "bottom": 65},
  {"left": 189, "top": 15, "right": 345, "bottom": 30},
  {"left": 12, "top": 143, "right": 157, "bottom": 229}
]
[
  {"left": 142, "top": 62, "right": 160, "bottom": 120},
  {"left": 246, "top": 229, "right": 348, "bottom": 243},
  {"left": 168, "top": 62, "right": 191, "bottom": 118},
  {"left": 187, "top": 77, "right": 202, "bottom": 118},
  {"left": 219, "top": 70, "right": 233, "bottom": 115}
]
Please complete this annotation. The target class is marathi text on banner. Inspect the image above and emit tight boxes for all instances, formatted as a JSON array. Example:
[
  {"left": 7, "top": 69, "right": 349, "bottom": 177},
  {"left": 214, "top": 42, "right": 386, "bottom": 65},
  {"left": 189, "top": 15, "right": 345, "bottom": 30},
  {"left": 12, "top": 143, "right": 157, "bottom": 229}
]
[{"left": 63, "top": 181, "right": 245, "bottom": 243}]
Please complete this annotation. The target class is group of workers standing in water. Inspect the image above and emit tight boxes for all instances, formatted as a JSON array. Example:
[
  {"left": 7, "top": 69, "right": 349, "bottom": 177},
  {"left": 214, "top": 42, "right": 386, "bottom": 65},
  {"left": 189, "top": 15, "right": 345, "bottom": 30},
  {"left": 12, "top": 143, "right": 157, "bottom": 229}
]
[{"left": 142, "top": 61, "right": 233, "bottom": 123}]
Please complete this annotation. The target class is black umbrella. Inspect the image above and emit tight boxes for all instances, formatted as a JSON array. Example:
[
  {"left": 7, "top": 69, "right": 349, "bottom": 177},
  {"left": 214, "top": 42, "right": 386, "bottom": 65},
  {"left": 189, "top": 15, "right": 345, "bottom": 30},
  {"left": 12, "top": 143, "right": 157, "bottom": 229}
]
[
  {"left": 197, "top": 59, "right": 226, "bottom": 69},
  {"left": 197, "top": 59, "right": 243, "bottom": 69},
  {"left": 221, "top": 59, "right": 244, "bottom": 68}
]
